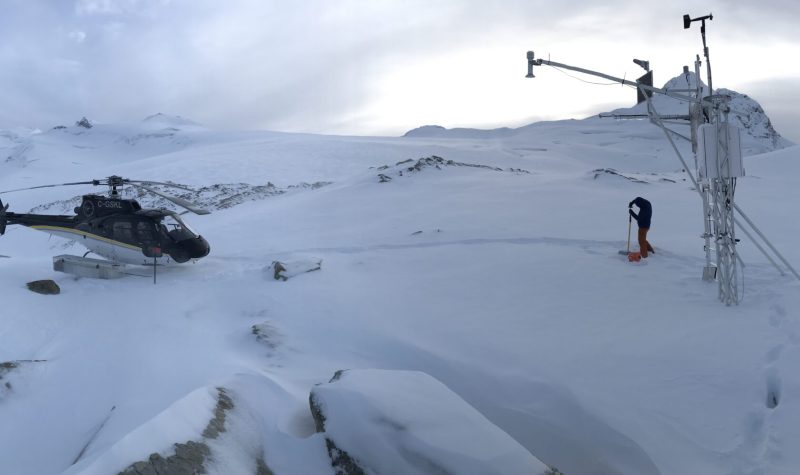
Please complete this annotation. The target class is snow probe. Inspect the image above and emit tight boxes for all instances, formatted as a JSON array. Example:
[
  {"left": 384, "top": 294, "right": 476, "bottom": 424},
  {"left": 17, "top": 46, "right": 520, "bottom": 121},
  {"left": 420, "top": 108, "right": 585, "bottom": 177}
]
[{"left": 619, "top": 212, "right": 632, "bottom": 255}]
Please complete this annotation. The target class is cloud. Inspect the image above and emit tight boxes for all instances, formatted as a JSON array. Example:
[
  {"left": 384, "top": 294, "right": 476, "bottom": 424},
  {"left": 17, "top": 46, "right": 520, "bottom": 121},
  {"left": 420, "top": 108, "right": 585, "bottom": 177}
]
[
  {"left": 0, "top": 1, "right": 797, "bottom": 136},
  {"left": 74, "top": 0, "right": 171, "bottom": 16},
  {"left": 68, "top": 30, "right": 87, "bottom": 43}
]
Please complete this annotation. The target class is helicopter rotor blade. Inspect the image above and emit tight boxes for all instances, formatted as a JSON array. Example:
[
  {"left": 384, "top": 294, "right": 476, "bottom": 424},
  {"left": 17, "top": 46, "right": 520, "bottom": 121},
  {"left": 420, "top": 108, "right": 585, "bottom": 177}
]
[
  {"left": 131, "top": 183, "right": 210, "bottom": 215},
  {"left": 0, "top": 181, "right": 97, "bottom": 194},
  {"left": 125, "top": 179, "right": 196, "bottom": 192}
]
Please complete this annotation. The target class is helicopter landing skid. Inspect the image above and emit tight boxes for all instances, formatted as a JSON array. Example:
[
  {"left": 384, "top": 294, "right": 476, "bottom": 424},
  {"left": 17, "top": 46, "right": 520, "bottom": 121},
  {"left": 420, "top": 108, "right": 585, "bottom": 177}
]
[{"left": 53, "top": 255, "right": 125, "bottom": 280}]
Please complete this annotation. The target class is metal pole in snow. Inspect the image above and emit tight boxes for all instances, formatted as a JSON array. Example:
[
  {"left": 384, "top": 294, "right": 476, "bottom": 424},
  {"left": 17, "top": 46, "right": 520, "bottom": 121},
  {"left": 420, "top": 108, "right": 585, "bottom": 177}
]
[{"left": 734, "top": 204, "right": 800, "bottom": 281}]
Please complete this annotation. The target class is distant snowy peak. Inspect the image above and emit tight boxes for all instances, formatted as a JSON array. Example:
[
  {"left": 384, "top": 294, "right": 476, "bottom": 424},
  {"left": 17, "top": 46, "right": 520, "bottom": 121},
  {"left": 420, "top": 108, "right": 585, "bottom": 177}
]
[
  {"left": 403, "top": 125, "right": 446, "bottom": 137},
  {"left": 403, "top": 124, "right": 515, "bottom": 139},
  {"left": 141, "top": 113, "right": 203, "bottom": 131}
]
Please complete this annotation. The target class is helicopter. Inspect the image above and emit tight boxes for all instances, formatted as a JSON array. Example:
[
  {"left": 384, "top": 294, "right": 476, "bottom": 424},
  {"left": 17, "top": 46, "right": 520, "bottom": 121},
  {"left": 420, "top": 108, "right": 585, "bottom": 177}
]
[{"left": 0, "top": 175, "right": 210, "bottom": 265}]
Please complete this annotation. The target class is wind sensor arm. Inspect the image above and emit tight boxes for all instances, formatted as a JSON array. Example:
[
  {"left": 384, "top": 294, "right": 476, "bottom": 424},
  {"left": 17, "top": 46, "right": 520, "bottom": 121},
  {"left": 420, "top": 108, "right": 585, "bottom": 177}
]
[{"left": 525, "top": 51, "right": 698, "bottom": 104}]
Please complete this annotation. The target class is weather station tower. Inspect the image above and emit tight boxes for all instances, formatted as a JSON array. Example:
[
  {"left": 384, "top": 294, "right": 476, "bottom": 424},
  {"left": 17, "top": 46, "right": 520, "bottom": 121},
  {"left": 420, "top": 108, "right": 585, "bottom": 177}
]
[{"left": 524, "top": 13, "right": 799, "bottom": 305}]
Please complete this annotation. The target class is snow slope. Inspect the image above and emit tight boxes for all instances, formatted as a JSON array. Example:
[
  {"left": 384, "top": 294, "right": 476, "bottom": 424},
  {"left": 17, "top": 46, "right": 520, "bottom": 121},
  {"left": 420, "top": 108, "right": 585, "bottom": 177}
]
[{"left": 1, "top": 111, "right": 799, "bottom": 474}]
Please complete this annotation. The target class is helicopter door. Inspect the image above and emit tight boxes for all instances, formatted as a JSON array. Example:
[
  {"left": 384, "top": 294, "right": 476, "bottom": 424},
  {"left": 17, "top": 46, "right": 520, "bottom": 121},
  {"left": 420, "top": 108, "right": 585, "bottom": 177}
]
[
  {"left": 100, "top": 220, "right": 134, "bottom": 262},
  {"left": 111, "top": 221, "right": 135, "bottom": 243},
  {"left": 135, "top": 221, "right": 158, "bottom": 245},
  {"left": 135, "top": 220, "right": 162, "bottom": 258}
]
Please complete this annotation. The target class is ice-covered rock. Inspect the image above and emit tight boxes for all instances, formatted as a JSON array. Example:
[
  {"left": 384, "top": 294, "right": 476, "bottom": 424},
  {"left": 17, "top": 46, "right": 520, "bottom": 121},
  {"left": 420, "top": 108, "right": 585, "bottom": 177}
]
[{"left": 610, "top": 70, "right": 791, "bottom": 154}]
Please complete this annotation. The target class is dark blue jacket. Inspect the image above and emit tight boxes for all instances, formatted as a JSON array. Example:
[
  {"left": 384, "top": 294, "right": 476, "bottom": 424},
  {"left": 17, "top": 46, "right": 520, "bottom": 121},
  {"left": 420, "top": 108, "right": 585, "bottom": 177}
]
[{"left": 629, "top": 197, "right": 652, "bottom": 228}]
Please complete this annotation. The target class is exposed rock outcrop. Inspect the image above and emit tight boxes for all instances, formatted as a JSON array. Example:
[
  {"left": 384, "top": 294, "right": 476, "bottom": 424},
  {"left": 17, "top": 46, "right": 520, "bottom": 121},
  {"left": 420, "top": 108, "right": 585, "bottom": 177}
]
[
  {"left": 26, "top": 279, "right": 60, "bottom": 295},
  {"left": 75, "top": 117, "right": 93, "bottom": 129},
  {"left": 375, "top": 155, "right": 530, "bottom": 182},
  {"left": 116, "top": 388, "right": 265, "bottom": 475},
  {"left": 266, "top": 258, "right": 322, "bottom": 281}
]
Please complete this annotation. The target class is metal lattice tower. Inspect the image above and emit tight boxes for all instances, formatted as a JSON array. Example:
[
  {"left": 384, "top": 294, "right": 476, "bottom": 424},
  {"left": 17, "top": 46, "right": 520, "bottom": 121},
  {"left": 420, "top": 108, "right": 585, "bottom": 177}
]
[{"left": 702, "top": 95, "right": 740, "bottom": 304}]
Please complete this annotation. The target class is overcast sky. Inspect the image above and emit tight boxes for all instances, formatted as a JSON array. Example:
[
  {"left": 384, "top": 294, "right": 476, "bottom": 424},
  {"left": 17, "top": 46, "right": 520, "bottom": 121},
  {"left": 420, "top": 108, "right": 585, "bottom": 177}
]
[{"left": 1, "top": 0, "right": 798, "bottom": 141}]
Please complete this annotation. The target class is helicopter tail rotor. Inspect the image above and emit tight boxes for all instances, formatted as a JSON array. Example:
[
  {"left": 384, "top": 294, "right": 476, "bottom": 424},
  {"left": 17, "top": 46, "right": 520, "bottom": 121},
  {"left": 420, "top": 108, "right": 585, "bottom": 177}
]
[{"left": 0, "top": 199, "right": 8, "bottom": 235}]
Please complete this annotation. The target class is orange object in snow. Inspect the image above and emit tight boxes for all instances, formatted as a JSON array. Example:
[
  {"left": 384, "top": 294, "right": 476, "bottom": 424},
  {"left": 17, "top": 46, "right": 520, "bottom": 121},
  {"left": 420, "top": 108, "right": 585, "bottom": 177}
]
[{"left": 628, "top": 252, "right": 642, "bottom": 262}]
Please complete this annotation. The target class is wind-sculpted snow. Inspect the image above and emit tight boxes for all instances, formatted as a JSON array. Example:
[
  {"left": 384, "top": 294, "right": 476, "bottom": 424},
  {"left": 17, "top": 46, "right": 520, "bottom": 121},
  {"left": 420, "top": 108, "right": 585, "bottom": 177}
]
[
  {"left": 0, "top": 131, "right": 35, "bottom": 169},
  {"left": 310, "top": 369, "right": 555, "bottom": 475}
]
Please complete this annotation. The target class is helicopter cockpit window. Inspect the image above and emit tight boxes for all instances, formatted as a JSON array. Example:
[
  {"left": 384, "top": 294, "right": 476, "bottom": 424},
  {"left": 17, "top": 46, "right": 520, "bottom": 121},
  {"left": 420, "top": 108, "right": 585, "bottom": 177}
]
[
  {"left": 112, "top": 221, "right": 134, "bottom": 242},
  {"left": 135, "top": 221, "right": 157, "bottom": 243},
  {"left": 161, "top": 213, "right": 199, "bottom": 242}
]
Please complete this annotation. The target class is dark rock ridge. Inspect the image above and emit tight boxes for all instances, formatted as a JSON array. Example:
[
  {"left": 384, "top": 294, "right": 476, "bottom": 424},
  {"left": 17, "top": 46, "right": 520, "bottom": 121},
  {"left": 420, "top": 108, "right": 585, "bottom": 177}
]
[
  {"left": 375, "top": 155, "right": 530, "bottom": 182},
  {"left": 591, "top": 168, "right": 679, "bottom": 184}
]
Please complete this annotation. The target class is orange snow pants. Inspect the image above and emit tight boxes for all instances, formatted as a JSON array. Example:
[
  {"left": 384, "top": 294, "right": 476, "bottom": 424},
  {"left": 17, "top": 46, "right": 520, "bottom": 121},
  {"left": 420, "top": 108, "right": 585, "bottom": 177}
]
[{"left": 638, "top": 227, "right": 654, "bottom": 258}]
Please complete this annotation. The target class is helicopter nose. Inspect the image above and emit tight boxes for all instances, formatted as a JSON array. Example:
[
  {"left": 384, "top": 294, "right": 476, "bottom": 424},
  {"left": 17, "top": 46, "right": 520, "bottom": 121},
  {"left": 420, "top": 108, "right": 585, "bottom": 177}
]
[
  {"left": 166, "top": 236, "right": 210, "bottom": 263},
  {"left": 184, "top": 235, "right": 210, "bottom": 258}
]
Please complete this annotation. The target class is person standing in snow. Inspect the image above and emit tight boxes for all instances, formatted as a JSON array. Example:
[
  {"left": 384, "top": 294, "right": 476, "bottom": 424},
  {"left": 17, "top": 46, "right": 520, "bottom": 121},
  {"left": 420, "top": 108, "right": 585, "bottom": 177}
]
[{"left": 629, "top": 197, "right": 655, "bottom": 258}]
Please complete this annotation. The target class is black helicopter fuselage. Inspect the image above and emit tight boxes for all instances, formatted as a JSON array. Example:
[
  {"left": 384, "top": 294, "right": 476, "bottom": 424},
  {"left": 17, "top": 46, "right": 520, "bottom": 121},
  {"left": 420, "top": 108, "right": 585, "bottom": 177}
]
[{"left": 1, "top": 194, "right": 210, "bottom": 265}]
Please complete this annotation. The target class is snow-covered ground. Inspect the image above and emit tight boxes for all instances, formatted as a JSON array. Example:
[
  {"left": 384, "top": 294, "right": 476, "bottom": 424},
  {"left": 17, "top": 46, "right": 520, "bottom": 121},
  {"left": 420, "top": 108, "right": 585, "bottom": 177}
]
[{"left": 1, "top": 106, "right": 799, "bottom": 474}]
